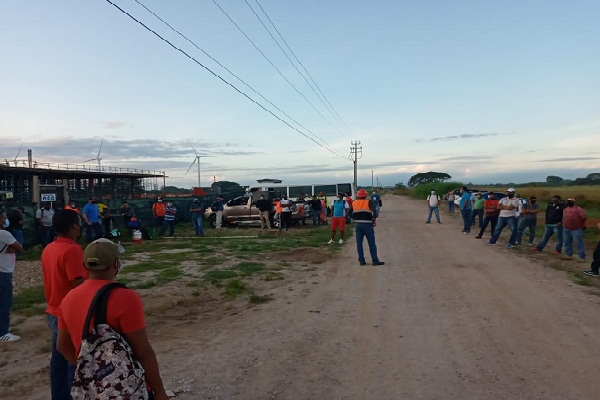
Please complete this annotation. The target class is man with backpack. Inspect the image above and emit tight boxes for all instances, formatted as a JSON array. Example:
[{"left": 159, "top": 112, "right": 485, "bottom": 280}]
[
  {"left": 425, "top": 190, "right": 441, "bottom": 224},
  {"left": 57, "top": 238, "right": 169, "bottom": 399}
]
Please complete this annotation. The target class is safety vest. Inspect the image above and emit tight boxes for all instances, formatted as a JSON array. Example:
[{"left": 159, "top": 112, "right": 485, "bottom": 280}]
[
  {"left": 352, "top": 199, "right": 373, "bottom": 223},
  {"left": 275, "top": 201, "right": 282, "bottom": 214}
]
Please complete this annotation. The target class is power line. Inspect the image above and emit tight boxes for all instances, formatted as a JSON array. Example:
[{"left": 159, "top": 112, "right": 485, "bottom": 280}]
[
  {"left": 252, "top": 0, "right": 353, "bottom": 136},
  {"left": 131, "top": 0, "right": 333, "bottom": 150},
  {"left": 211, "top": 0, "right": 346, "bottom": 138},
  {"left": 104, "top": 0, "right": 347, "bottom": 159}
]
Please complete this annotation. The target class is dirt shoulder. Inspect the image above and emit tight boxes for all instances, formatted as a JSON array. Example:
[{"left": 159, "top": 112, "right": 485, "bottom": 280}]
[{"left": 3, "top": 195, "right": 600, "bottom": 399}]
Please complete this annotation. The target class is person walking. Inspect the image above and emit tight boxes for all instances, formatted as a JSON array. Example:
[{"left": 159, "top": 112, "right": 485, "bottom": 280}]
[
  {"left": 328, "top": 193, "right": 349, "bottom": 244},
  {"left": 487, "top": 188, "right": 520, "bottom": 248},
  {"left": 36, "top": 202, "right": 55, "bottom": 248},
  {"left": 351, "top": 189, "right": 384, "bottom": 266},
  {"left": 560, "top": 198, "right": 587, "bottom": 262},
  {"left": 255, "top": 195, "right": 272, "bottom": 230},
  {"left": 57, "top": 238, "right": 169, "bottom": 400},
  {"left": 515, "top": 196, "right": 540, "bottom": 246},
  {"left": 425, "top": 190, "right": 441, "bottom": 224},
  {"left": 458, "top": 187, "right": 472, "bottom": 234},
  {"left": 583, "top": 223, "right": 600, "bottom": 277},
  {"left": 82, "top": 197, "right": 102, "bottom": 243},
  {"left": 159, "top": 200, "right": 177, "bottom": 237},
  {"left": 189, "top": 198, "right": 205, "bottom": 236},
  {"left": 475, "top": 192, "right": 499, "bottom": 239},
  {"left": 0, "top": 212, "right": 23, "bottom": 343},
  {"left": 532, "top": 195, "right": 565, "bottom": 255},
  {"left": 41, "top": 209, "right": 88, "bottom": 399}
]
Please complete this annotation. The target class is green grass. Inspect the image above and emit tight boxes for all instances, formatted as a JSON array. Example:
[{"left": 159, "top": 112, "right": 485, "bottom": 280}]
[
  {"left": 203, "top": 269, "right": 238, "bottom": 284},
  {"left": 12, "top": 285, "right": 46, "bottom": 316},
  {"left": 223, "top": 279, "right": 246, "bottom": 297},
  {"left": 235, "top": 262, "right": 265, "bottom": 276},
  {"left": 156, "top": 267, "right": 183, "bottom": 284},
  {"left": 249, "top": 294, "right": 273, "bottom": 304}
]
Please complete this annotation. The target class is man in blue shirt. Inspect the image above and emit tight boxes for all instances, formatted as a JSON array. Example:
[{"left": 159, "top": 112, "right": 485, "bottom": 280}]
[
  {"left": 328, "top": 193, "right": 349, "bottom": 244},
  {"left": 81, "top": 197, "right": 102, "bottom": 243},
  {"left": 371, "top": 190, "right": 381, "bottom": 218},
  {"left": 459, "top": 187, "right": 472, "bottom": 234}
]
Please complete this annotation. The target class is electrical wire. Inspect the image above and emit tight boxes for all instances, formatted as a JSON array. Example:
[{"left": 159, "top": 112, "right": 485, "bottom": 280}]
[{"left": 104, "top": 0, "right": 347, "bottom": 160}]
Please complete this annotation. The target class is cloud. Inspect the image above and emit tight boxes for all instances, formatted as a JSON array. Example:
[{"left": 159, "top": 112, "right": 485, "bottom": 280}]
[
  {"left": 536, "top": 156, "right": 598, "bottom": 163},
  {"left": 103, "top": 121, "right": 127, "bottom": 129},
  {"left": 415, "top": 132, "right": 505, "bottom": 143}
]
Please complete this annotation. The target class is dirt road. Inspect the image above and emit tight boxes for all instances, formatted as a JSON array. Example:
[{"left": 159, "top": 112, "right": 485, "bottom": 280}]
[{"left": 4, "top": 194, "right": 600, "bottom": 399}]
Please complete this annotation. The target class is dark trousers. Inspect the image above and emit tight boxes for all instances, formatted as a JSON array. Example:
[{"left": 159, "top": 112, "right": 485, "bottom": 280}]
[
  {"left": 47, "top": 313, "right": 75, "bottom": 399},
  {"left": 0, "top": 272, "right": 13, "bottom": 336},
  {"left": 355, "top": 223, "right": 380, "bottom": 263},
  {"left": 478, "top": 215, "right": 498, "bottom": 237},
  {"left": 280, "top": 212, "right": 292, "bottom": 230},
  {"left": 591, "top": 241, "right": 600, "bottom": 274},
  {"left": 85, "top": 222, "right": 102, "bottom": 243},
  {"left": 40, "top": 225, "right": 55, "bottom": 248},
  {"left": 160, "top": 219, "right": 175, "bottom": 236}
]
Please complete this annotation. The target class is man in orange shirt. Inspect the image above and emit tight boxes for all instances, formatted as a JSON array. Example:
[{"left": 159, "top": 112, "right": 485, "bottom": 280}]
[
  {"left": 41, "top": 209, "right": 88, "bottom": 400},
  {"left": 152, "top": 197, "right": 166, "bottom": 227},
  {"left": 57, "top": 239, "right": 169, "bottom": 399}
]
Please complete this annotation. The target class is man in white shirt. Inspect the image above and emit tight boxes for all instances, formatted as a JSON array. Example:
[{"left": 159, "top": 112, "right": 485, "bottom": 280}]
[
  {"left": 426, "top": 190, "right": 441, "bottom": 224},
  {"left": 279, "top": 195, "right": 293, "bottom": 231},
  {"left": 36, "top": 202, "right": 55, "bottom": 248},
  {"left": 0, "top": 212, "right": 24, "bottom": 342},
  {"left": 487, "top": 188, "right": 520, "bottom": 248}
]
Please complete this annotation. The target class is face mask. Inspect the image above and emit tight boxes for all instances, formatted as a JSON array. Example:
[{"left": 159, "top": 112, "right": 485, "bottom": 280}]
[
  {"left": 507, "top": 193, "right": 515, "bottom": 198},
  {"left": 531, "top": 200, "right": 537, "bottom": 204},
  {"left": 2, "top": 219, "right": 9, "bottom": 229},
  {"left": 92, "top": 201, "right": 97, "bottom": 204}
]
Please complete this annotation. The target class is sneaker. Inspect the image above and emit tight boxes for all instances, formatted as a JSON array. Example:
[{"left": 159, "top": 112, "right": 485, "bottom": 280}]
[
  {"left": 0, "top": 333, "right": 21, "bottom": 342},
  {"left": 576, "top": 257, "right": 586, "bottom": 263},
  {"left": 583, "top": 270, "right": 599, "bottom": 277},
  {"left": 527, "top": 243, "right": 533, "bottom": 247},
  {"left": 487, "top": 242, "right": 496, "bottom": 246},
  {"left": 338, "top": 239, "right": 344, "bottom": 244},
  {"left": 426, "top": 221, "right": 431, "bottom": 224},
  {"left": 552, "top": 250, "right": 561, "bottom": 256},
  {"left": 475, "top": 236, "right": 482, "bottom": 239},
  {"left": 359, "top": 261, "right": 367, "bottom": 266},
  {"left": 464, "top": 232, "right": 471, "bottom": 235},
  {"left": 531, "top": 248, "right": 540, "bottom": 253},
  {"left": 515, "top": 242, "right": 521, "bottom": 246},
  {"left": 559, "top": 255, "right": 573, "bottom": 260},
  {"left": 437, "top": 221, "right": 441, "bottom": 224},
  {"left": 372, "top": 261, "right": 385, "bottom": 266},
  {"left": 327, "top": 239, "right": 334, "bottom": 244},
  {"left": 507, "top": 244, "right": 515, "bottom": 249}
]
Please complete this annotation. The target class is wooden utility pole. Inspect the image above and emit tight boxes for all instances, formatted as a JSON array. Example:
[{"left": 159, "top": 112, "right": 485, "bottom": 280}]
[{"left": 350, "top": 141, "right": 362, "bottom": 192}]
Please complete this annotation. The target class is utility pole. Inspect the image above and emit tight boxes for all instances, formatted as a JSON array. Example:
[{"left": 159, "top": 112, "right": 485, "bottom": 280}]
[
  {"left": 371, "top": 170, "right": 374, "bottom": 191},
  {"left": 350, "top": 141, "right": 362, "bottom": 192}
]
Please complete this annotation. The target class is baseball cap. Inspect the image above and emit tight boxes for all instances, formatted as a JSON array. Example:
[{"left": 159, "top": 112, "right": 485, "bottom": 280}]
[
  {"left": 193, "top": 198, "right": 198, "bottom": 201},
  {"left": 84, "top": 238, "right": 125, "bottom": 271},
  {"left": 567, "top": 197, "right": 575, "bottom": 202},
  {"left": 507, "top": 188, "right": 516, "bottom": 192}
]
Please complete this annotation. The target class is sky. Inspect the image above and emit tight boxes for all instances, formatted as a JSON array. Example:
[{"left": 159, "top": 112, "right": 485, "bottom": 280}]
[{"left": 1, "top": 0, "right": 599, "bottom": 189}]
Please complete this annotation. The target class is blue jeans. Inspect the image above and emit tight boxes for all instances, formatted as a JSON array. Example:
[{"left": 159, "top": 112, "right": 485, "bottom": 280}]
[
  {"left": 563, "top": 227, "right": 585, "bottom": 259},
  {"left": 448, "top": 201, "right": 455, "bottom": 213},
  {"left": 192, "top": 214, "right": 204, "bottom": 236},
  {"left": 40, "top": 225, "right": 55, "bottom": 247},
  {"left": 11, "top": 229, "right": 25, "bottom": 246},
  {"left": 460, "top": 209, "right": 471, "bottom": 232},
  {"left": 489, "top": 216, "right": 518, "bottom": 245},
  {"left": 470, "top": 209, "right": 484, "bottom": 228},
  {"left": 47, "top": 313, "right": 75, "bottom": 400},
  {"left": 516, "top": 218, "right": 537, "bottom": 244},
  {"left": 427, "top": 206, "right": 440, "bottom": 223},
  {"left": 85, "top": 222, "right": 102, "bottom": 243},
  {"left": 160, "top": 219, "right": 175, "bottom": 236},
  {"left": 536, "top": 224, "right": 563, "bottom": 252},
  {"left": 0, "top": 272, "right": 13, "bottom": 336},
  {"left": 312, "top": 210, "right": 321, "bottom": 225},
  {"left": 355, "top": 223, "right": 380, "bottom": 264}
]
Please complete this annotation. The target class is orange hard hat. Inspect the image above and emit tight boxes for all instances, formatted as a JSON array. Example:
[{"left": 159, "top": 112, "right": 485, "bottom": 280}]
[{"left": 357, "top": 189, "right": 368, "bottom": 198}]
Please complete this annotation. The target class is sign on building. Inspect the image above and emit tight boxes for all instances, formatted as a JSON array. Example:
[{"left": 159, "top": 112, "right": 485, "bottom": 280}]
[{"left": 41, "top": 193, "right": 56, "bottom": 202}]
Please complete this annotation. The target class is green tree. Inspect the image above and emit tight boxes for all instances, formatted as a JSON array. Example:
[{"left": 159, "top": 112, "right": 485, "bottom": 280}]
[
  {"left": 407, "top": 172, "right": 452, "bottom": 187},
  {"left": 546, "top": 175, "right": 564, "bottom": 184}
]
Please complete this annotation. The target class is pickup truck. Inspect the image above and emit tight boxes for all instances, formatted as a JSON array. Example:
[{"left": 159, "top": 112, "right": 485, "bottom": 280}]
[{"left": 203, "top": 192, "right": 310, "bottom": 228}]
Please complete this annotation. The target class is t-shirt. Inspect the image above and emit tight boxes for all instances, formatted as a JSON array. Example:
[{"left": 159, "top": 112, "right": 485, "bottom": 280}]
[
  {"left": 41, "top": 237, "right": 89, "bottom": 316},
  {"left": 332, "top": 199, "right": 349, "bottom": 217},
  {"left": 7, "top": 210, "right": 23, "bottom": 231},
  {"left": 427, "top": 194, "right": 440, "bottom": 207},
  {"left": 280, "top": 199, "right": 293, "bottom": 213},
  {"left": 164, "top": 205, "right": 177, "bottom": 221},
  {"left": 0, "top": 230, "right": 17, "bottom": 273},
  {"left": 58, "top": 279, "right": 146, "bottom": 356},
  {"left": 498, "top": 197, "right": 520, "bottom": 218},
  {"left": 153, "top": 202, "right": 166, "bottom": 217},
  {"left": 473, "top": 198, "right": 485, "bottom": 210},
  {"left": 36, "top": 208, "right": 55, "bottom": 226},
  {"left": 459, "top": 193, "right": 472, "bottom": 210},
  {"left": 82, "top": 203, "right": 100, "bottom": 223},
  {"left": 521, "top": 203, "right": 540, "bottom": 220}
]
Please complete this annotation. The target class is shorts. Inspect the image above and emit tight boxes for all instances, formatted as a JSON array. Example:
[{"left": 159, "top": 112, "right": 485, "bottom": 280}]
[{"left": 331, "top": 217, "right": 346, "bottom": 231}]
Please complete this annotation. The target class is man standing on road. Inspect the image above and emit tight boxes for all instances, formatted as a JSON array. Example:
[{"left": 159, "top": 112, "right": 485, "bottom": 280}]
[
  {"left": 475, "top": 192, "right": 499, "bottom": 239},
  {"left": 459, "top": 187, "right": 472, "bottom": 234},
  {"left": 213, "top": 197, "right": 225, "bottom": 229},
  {"left": 82, "top": 197, "right": 102, "bottom": 243},
  {"left": 0, "top": 212, "right": 23, "bottom": 343},
  {"left": 371, "top": 190, "right": 382, "bottom": 218},
  {"left": 446, "top": 191, "right": 456, "bottom": 213},
  {"left": 515, "top": 196, "right": 540, "bottom": 246},
  {"left": 426, "top": 190, "right": 441, "bottom": 224},
  {"left": 328, "top": 193, "right": 349, "bottom": 244},
  {"left": 469, "top": 192, "right": 485, "bottom": 229},
  {"left": 41, "top": 209, "right": 88, "bottom": 399},
  {"left": 487, "top": 188, "right": 520, "bottom": 248},
  {"left": 351, "top": 189, "right": 384, "bottom": 266},
  {"left": 533, "top": 195, "right": 564, "bottom": 255},
  {"left": 560, "top": 198, "right": 586, "bottom": 262},
  {"left": 279, "top": 195, "right": 293, "bottom": 231}
]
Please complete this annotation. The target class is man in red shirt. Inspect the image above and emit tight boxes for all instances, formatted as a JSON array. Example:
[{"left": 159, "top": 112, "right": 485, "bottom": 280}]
[
  {"left": 560, "top": 197, "right": 587, "bottom": 262},
  {"left": 475, "top": 192, "right": 500, "bottom": 239},
  {"left": 57, "top": 238, "right": 169, "bottom": 399},
  {"left": 41, "top": 209, "right": 88, "bottom": 400}
]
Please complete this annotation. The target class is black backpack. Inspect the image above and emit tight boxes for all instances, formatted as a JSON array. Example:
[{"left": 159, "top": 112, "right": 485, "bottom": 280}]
[
  {"left": 210, "top": 200, "right": 219, "bottom": 212},
  {"left": 71, "top": 282, "right": 148, "bottom": 400}
]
